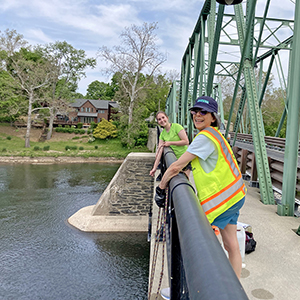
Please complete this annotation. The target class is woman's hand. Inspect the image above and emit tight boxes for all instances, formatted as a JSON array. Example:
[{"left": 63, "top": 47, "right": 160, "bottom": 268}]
[
  {"left": 163, "top": 141, "right": 171, "bottom": 147},
  {"left": 149, "top": 168, "right": 156, "bottom": 177}
]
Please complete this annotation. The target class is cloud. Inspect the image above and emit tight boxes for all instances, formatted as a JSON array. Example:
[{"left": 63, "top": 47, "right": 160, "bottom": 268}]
[{"left": 0, "top": 0, "right": 296, "bottom": 94}]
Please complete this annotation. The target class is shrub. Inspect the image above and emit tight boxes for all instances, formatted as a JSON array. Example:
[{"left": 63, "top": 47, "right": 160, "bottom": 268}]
[
  {"left": 55, "top": 127, "right": 63, "bottom": 133},
  {"left": 94, "top": 145, "right": 98, "bottom": 149},
  {"left": 2, "top": 148, "right": 7, "bottom": 152},
  {"left": 90, "top": 122, "right": 97, "bottom": 129},
  {"left": 43, "top": 145, "right": 50, "bottom": 151},
  {"left": 93, "top": 119, "right": 117, "bottom": 140},
  {"left": 6, "top": 136, "right": 11, "bottom": 140},
  {"left": 65, "top": 125, "right": 70, "bottom": 128},
  {"left": 65, "top": 145, "right": 71, "bottom": 151},
  {"left": 120, "top": 120, "right": 149, "bottom": 148},
  {"left": 77, "top": 122, "right": 83, "bottom": 129},
  {"left": 71, "top": 146, "right": 77, "bottom": 150},
  {"left": 79, "top": 146, "right": 84, "bottom": 150},
  {"left": 33, "top": 146, "right": 40, "bottom": 151},
  {"left": 72, "top": 136, "right": 81, "bottom": 140}
]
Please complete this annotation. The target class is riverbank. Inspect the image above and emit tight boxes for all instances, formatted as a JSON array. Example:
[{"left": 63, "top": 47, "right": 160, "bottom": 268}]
[
  {"left": 0, "top": 156, "right": 124, "bottom": 164},
  {"left": 0, "top": 124, "right": 152, "bottom": 160}
]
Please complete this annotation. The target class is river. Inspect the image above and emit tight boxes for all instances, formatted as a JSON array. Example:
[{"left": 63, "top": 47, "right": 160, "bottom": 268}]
[{"left": 0, "top": 163, "right": 149, "bottom": 300}]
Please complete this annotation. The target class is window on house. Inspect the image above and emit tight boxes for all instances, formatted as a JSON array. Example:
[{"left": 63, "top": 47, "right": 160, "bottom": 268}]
[
  {"left": 86, "top": 107, "right": 90, "bottom": 112},
  {"left": 91, "top": 108, "right": 93, "bottom": 112},
  {"left": 98, "top": 110, "right": 105, "bottom": 114},
  {"left": 81, "top": 107, "right": 84, "bottom": 112}
]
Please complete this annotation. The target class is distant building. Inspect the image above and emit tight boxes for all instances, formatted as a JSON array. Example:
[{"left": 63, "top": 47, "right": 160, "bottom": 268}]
[{"left": 58, "top": 99, "right": 118, "bottom": 125}]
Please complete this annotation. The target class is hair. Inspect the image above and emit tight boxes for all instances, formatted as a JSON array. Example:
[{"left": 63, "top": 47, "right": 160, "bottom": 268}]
[
  {"left": 211, "top": 112, "right": 221, "bottom": 129},
  {"left": 155, "top": 111, "right": 168, "bottom": 119}
]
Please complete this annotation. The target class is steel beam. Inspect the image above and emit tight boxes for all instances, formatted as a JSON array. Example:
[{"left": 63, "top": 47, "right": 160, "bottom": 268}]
[
  {"left": 235, "top": 0, "right": 274, "bottom": 204},
  {"left": 279, "top": 0, "right": 300, "bottom": 216}
]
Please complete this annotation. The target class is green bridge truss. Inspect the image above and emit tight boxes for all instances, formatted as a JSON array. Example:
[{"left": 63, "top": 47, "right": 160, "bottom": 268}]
[{"left": 165, "top": 0, "right": 299, "bottom": 218}]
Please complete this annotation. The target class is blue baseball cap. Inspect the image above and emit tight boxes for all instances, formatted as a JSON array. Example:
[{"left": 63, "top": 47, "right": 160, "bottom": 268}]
[{"left": 189, "top": 96, "right": 218, "bottom": 113}]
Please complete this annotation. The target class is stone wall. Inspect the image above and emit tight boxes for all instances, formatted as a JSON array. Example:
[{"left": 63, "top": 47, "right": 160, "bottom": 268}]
[{"left": 92, "top": 152, "right": 156, "bottom": 216}]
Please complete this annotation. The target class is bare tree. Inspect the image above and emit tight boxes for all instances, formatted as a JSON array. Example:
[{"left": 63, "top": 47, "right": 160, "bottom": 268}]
[
  {"left": 98, "top": 22, "right": 167, "bottom": 126},
  {"left": 0, "top": 29, "right": 28, "bottom": 56}
]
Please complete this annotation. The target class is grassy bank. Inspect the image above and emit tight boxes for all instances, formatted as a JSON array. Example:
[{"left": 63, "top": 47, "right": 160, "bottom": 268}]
[{"left": 0, "top": 124, "right": 151, "bottom": 159}]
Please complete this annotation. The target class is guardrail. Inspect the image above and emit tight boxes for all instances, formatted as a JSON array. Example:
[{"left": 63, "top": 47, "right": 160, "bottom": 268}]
[
  {"left": 230, "top": 133, "right": 300, "bottom": 211},
  {"left": 162, "top": 147, "right": 249, "bottom": 300},
  {"left": 232, "top": 132, "right": 298, "bottom": 151}
]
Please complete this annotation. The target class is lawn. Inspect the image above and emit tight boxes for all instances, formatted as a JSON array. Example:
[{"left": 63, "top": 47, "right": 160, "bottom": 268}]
[{"left": 0, "top": 124, "right": 151, "bottom": 159}]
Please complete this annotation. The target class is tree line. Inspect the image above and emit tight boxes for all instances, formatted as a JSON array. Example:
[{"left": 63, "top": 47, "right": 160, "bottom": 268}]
[{"left": 0, "top": 23, "right": 176, "bottom": 148}]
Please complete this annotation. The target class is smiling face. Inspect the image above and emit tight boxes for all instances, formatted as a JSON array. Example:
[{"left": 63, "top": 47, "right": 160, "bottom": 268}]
[
  {"left": 156, "top": 112, "right": 170, "bottom": 128},
  {"left": 192, "top": 110, "right": 216, "bottom": 131}
]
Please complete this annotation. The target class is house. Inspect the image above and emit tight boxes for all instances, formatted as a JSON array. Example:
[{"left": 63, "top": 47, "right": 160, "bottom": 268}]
[{"left": 64, "top": 99, "right": 118, "bottom": 125}]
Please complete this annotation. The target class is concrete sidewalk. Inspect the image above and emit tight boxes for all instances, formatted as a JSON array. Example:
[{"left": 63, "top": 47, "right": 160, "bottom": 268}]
[{"left": 239, "top": 182, "right": 300, "bottom": 300}]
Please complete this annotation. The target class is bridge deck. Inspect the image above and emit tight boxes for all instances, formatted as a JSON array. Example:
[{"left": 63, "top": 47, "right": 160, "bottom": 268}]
[
  {"left": 239, "top": 182, "right": 300, "bottom": 300},
  {"left": 149, "top": 172, "right": 300, "bottom": 300}
]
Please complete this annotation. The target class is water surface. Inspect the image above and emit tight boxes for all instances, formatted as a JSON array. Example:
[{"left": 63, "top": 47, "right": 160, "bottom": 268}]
[{"left": 0, "top": 163, "right": 149, "bottom": 300}]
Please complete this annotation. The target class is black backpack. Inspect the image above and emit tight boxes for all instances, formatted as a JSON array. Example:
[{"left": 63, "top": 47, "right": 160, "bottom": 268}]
[{"left": 245, "top": 231, "right": 257, "bottom": 254}]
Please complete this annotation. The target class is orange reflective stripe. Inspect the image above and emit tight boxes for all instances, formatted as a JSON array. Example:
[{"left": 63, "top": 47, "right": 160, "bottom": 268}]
[
  {"left": 205, "top": 185, "right": 246, "bottom": 216},
  {"left": 201, "top": 172, "right": 242, "bottom": 206},
  {"left": 204, "top": 128, "right": 239, "bottom": 178}
]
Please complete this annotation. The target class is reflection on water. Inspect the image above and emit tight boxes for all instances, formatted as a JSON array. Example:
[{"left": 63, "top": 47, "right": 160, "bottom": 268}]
[{"left": 0, "top": 163, "right": 149, "bottom": 300}]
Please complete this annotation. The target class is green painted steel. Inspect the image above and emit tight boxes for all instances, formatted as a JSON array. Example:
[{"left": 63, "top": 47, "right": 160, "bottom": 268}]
[
  {"left": 278, "top": 0, "right": 300, "bottom": 216},
  {"left": 236, "top": 1, "right": 274, "bottom": 204},
  {"left": 206, "top": 2, "right": 223, "bottom": 96},
  {"left": 164, "top": 0, "right": 298, "bottom": 213}
]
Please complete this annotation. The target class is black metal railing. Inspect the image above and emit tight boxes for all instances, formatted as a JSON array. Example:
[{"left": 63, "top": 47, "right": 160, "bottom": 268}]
[{"left": 162, "top": 147, "right": 249, "bottom": 300}]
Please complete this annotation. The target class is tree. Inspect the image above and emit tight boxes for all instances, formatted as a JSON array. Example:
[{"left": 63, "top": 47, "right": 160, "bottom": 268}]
[
  {"left": 0, "top": 29, "right": 56, "bottom": 148},
  {"left": 86, "top": 80, "right": 112, "bottom": 100},
  {"left": 37, "top": 41, "right": 97, "bottom": 140},
  {"left": 143, "top": 74, "right": 171, "bottom": 113},
  {"left": 98, "top": 22, "right": 167, "bottom": 145},
  {"left": 216, "top": 65, "right": 280, "bottom": 134},
  {"left": 0, "top": 70, "right": 27, "bottom": 123}
]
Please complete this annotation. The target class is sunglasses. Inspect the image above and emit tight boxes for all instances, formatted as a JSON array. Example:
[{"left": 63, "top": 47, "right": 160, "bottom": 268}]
[{"left": 190, "top": 109, "right": 209, "bottom": 116}]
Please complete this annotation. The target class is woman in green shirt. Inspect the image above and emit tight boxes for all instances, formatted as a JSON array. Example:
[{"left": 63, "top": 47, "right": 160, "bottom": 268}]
[{"left": 149, "top": 111, "right": 190, "bottom": 178}]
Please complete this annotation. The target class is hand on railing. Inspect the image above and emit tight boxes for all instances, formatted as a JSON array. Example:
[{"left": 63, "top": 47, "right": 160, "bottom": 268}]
[{"left": 155, "top": 186, "right": 166, "bottom": 208}]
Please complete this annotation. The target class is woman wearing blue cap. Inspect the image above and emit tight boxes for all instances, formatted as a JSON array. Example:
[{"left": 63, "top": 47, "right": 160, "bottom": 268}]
[{"left": 155, "top": 96, "right": 246, "bottom": 279}]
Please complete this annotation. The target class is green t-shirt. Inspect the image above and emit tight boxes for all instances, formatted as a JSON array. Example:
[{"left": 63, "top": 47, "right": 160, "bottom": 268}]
[{"left": 159, "top": 123, "right": 188, "bottom": 159}]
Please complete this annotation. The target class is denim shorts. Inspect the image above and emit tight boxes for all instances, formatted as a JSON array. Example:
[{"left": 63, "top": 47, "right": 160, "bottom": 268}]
[{"left": 211, "top": 197, "right": 245, "bottom": 230}]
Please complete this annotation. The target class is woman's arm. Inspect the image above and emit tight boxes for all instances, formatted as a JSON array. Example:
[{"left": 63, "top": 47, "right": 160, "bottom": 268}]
[
  {"left": 164, "top": 129, "right": 189, "bottom": 147},
  {"left": 158, "top": 151, "right": 196, "bottom": 189},
  {"left": 149, "top": 139, "right": 165, "bottom": 177}
]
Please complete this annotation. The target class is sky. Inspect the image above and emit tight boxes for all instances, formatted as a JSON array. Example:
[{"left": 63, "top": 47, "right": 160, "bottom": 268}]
[{"left": 0, "top": 0, "right": 296, "bottom": 95}]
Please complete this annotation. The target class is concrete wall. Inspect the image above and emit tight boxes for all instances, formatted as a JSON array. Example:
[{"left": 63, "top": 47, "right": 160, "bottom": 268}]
[{"left": 147, "top": 128, "right": 157, "bottom": 152}]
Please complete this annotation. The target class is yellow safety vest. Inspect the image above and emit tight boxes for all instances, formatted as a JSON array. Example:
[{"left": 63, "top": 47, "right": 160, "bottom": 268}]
[{"left": 191, "top": 127, "right": 246, "bottom": 223}]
